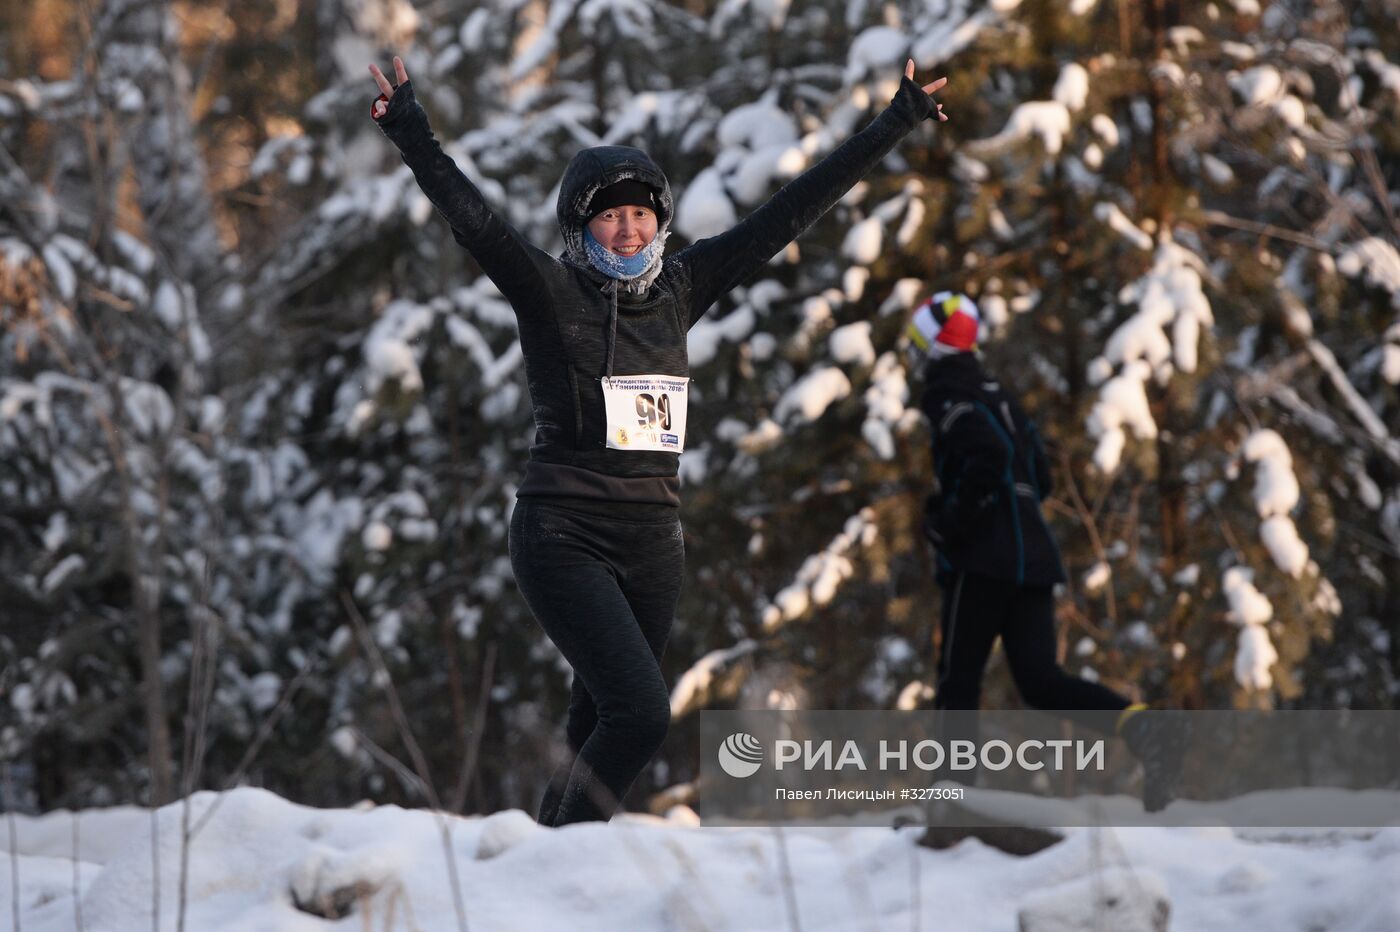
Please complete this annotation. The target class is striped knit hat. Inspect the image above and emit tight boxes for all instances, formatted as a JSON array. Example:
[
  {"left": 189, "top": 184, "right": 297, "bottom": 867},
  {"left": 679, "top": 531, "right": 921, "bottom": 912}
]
[{"left": 907, "top": 291, "right": 981, "bottom": 359}]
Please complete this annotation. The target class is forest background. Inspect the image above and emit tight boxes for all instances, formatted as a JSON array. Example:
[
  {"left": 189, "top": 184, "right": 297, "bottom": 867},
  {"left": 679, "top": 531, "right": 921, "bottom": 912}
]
[{"left": 1, "top": 0, "right": 1397, "bottom": 819}]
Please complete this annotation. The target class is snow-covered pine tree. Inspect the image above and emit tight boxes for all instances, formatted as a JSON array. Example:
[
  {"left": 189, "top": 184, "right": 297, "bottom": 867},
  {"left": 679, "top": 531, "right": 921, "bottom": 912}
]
[
  {"left": 3, "top": 0, "right": 1394, "bottom": 816},
  {"left": 908, "top": 0, "right": 1397, "bottom": 711}
]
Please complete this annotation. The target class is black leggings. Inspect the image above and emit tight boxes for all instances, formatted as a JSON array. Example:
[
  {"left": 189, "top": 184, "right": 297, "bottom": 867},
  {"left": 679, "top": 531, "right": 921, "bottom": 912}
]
[
  {"left": 935, "top": 572, "right": 1128, "bottom": 734},
  {"left": 509, "top": 497, "right": 684, "bottom": 826}
]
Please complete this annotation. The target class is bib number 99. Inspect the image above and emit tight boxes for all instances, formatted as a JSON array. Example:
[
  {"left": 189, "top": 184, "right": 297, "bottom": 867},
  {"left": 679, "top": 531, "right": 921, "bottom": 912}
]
[
  {"left": 601, "top": 374, "right": 687, "bottom": 452},
  {"left": 635, "top": 393, "right": 673, "bottom": 432}
]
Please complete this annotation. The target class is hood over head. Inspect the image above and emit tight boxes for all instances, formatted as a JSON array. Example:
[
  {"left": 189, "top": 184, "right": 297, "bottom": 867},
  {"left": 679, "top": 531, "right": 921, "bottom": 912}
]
[{"left": 557, "top": 145, "right": 673, "bottom": 293}]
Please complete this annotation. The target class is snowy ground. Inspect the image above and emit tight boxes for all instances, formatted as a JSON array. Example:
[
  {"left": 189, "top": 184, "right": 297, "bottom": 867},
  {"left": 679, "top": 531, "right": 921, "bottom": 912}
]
[{"left": 5, "top": 788, "right": 1399, "bottom": 931}]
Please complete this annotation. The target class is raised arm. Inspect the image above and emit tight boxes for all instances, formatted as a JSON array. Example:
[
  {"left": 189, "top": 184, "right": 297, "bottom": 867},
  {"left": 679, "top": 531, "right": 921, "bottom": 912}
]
[
  {"left": 676, "top": 60, "right": 947, "bottom": 328},
  {"left": 369, "top": 58, "right": 557, "bottom": 308}
]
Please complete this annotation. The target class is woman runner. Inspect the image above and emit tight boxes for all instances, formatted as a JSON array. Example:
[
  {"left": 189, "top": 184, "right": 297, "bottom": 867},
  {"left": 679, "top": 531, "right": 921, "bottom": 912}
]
[{"left": 369, "top": 54, "right": 948, "bottom": 826}]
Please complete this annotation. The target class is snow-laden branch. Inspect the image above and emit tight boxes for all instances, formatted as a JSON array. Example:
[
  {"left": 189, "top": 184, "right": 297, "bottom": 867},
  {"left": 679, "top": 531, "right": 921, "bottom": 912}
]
[
  {"left": 1085, "top": 240, "right": 1214, "bottom": 473},
  {"left": 1242, "top": 429, "right": 1308, "bottom": 578},
  {"left": 669, "top": 639, "right": 758, "bottom": 719},
  {"left": 761, "top": 508, "right": 878, "bottom": 633},
  {"left": 1337, "top": 237, "right": 1400, "bottom": 389},
  {"left": 1222, "top": 566, "right": 1277, "bottom": 692}
]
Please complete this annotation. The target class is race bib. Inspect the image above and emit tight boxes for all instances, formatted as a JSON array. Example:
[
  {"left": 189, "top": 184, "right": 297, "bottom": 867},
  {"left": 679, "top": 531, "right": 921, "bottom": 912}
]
[{"left": 600, "top": 374, "right": 689, "bottom": 453}]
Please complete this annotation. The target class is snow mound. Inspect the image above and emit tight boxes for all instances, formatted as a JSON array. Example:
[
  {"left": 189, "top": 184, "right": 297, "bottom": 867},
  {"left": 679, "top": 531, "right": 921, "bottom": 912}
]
[
  {"left": 474, "top": 809, "right": 545, "bottom": 860},
  {"left": 1017, "top": 866, "right": 1170, "bottom": 932},
  {"left": 8, "top": 788, "right": 1400, "bottom": 931}
]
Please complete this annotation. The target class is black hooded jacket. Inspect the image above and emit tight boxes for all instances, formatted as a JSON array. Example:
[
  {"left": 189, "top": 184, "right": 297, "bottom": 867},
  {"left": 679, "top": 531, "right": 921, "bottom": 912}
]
[
  {"left": 375, "top": 78, "right": 934, "bottom": 506},
  {"left": 920, "top": 352, "right": 1066, "bottom": 586}
]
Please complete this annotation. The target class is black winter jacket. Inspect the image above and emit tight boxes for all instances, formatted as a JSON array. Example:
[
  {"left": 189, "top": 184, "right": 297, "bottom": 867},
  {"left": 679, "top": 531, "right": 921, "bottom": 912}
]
[
  {"left": 920, "top": 353, "right": 1066, "bottom": 586},
  {"left": 375, "top": 78, "right": 934, "bottom": 506}
]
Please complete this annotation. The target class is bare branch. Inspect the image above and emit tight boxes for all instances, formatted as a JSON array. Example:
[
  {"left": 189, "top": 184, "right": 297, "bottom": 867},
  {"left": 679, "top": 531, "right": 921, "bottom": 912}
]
[
  {"left": 339, "top": 591, "right": 441, "bottom": 810},
  {"left": 188, "top": 659, "right": 322, "bottom": 841},
  {"left": 448, "top": 642, "right": 497, "bottom": 814},
  {"left": 1193, "top": 210, "right": 1334, "bottom": 252},
  {"left": 1058, "top": 450, "right": 1118, "bottom": 625},
  {"left": 4, "top": 764, "right": 19, "bottom": 932}
]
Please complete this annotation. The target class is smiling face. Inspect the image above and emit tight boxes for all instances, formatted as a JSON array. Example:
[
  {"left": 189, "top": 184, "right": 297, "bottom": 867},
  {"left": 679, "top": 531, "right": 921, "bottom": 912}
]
[{"left": 586, "top": 205, "right": 658, "bottom": 257}]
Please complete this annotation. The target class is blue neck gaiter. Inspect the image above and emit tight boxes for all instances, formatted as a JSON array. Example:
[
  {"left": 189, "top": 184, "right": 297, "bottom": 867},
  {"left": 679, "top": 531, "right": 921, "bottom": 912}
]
[{"left": 583, "top": 228, "right": 663, "bottom": 281}]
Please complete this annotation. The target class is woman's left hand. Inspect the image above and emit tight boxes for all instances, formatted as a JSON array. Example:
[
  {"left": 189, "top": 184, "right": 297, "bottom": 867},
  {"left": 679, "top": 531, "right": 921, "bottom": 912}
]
[{"left": 904, "top": 59, "right": 949, "bottom": 122}]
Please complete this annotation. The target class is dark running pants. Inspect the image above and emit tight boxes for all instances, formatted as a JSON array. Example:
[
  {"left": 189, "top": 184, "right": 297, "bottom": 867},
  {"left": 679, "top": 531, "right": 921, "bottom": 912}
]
[
  {"left": 509, "top": 497, "right": 684, "bottom": 826},
  {"left": 935, "top": 572, "right": 1129, "bottom": 734}
]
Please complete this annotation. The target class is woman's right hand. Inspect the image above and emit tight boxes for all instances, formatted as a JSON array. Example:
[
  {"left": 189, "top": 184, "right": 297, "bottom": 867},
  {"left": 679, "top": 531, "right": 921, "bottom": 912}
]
[{"left": 368, "top": 56, "right": 409, "bottom": 119}]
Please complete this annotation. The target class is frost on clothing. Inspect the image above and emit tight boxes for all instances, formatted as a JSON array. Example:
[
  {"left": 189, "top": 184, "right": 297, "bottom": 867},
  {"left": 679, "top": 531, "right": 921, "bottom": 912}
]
[
  {"left": 583, "top": 228, "right": 667, "bottom": 284},
  {"left": 373, "top": 76, "right": 935, "bottom": 506},
  {"left": 557, "top": 144, "right": 674, "bottom": 294}
]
